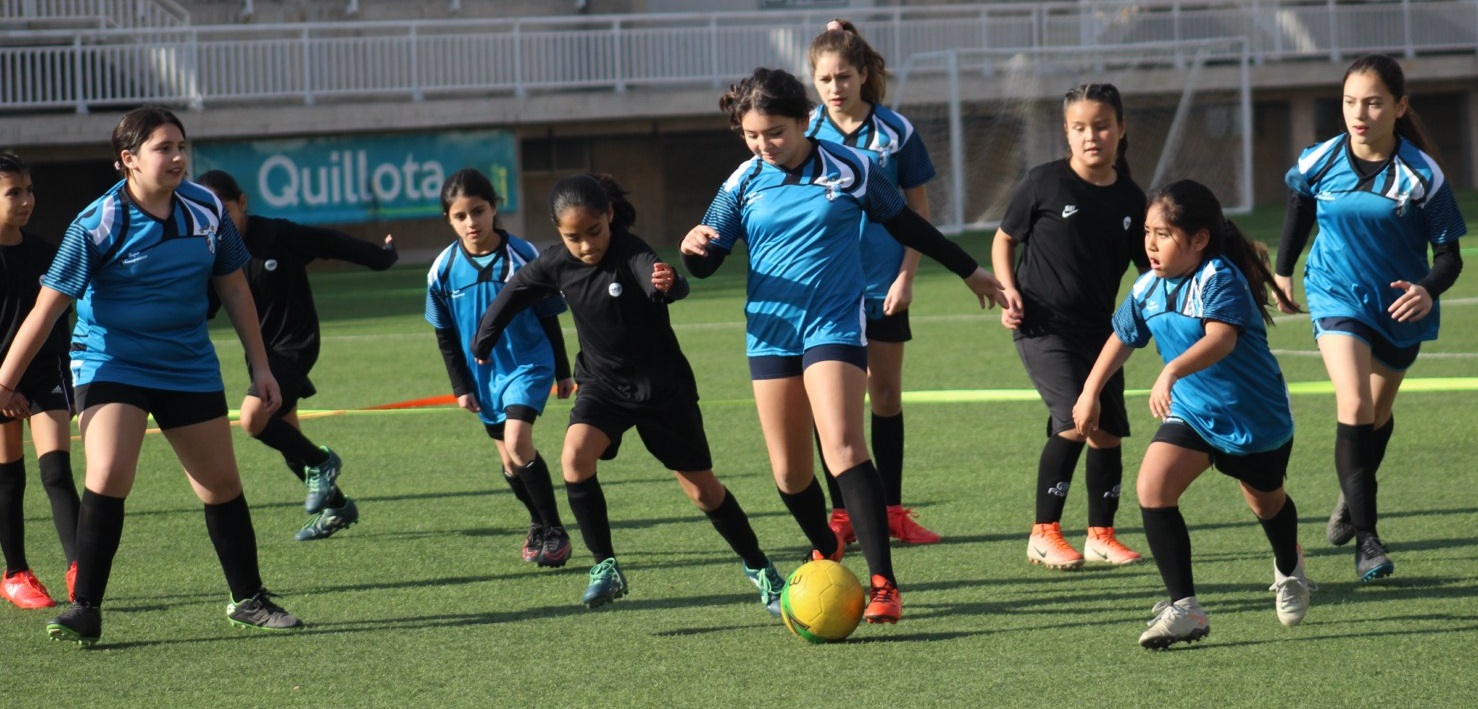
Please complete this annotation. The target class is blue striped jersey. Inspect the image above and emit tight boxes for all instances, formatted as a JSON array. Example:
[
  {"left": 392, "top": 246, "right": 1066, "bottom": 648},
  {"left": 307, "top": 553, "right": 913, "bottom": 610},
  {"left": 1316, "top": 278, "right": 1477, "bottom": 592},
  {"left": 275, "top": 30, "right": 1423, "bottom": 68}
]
[
  {"left": 1285, "top": 134, "right": 1466, "bottom": 346},
  {"left": 1113, "top": 257, "right": 1293, "bottom": 455},
  {"left": 806, "top": 104, "right": 936, "bottom": 312},
  {"left": 701, "top": 139, "right": 907, "bottom": 356},
  {"left": 45, "top": 179, "right": 248, "bottom": 391}
]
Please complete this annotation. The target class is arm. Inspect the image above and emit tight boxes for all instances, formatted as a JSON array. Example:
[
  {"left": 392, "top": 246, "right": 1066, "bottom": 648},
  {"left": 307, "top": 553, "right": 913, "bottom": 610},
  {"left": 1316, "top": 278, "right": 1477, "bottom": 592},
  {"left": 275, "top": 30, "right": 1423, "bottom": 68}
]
[
  {"left": 680, "top": 225, "right": 729, "bottom": 279},
  {"left": 1274, "top": 190, "right": 1316, "bottom": 313},
  {"left": 0, "top": 287, "right": 73, "bottom": 413},
  {"left": 213, "top": 269, "right": 280, "bottom": 413},
  {"left": 1390, "top": 242, "right": 1463, "bottom": 323},
  {"left": 296, "top": 222, "right": 400, "bottom": 271},
  {"left": 472, "top": 269, "right": 557, "bottom": 363},
  {"left": 539, "top": 315, "right": 574, "bottom": 398},
  {"left": 990, "top": 228, "right": 1024, "bottom": 329},
  {"left": 1147, "top": 320, "right": 1240, "bottom": 420},
  {"left": 434, "top": 327, "right": 476, "bottom": 399},
  {"left": 1073, "top": 334, "right": 1136, "bottom": 437},
  {"left": 878, "top": 207, "right": 1007, "bottom": 309},
  {"left": 882, "top": 186, "right": 929, "bottom": 316}
]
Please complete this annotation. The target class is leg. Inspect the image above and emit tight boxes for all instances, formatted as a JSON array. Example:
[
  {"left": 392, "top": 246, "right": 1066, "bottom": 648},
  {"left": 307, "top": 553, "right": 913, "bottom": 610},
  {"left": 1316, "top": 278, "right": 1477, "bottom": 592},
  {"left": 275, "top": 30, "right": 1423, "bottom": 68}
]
[
  {"left": 561, "top": 424, "right": 614, "bottom": 561},
  {"left": 1136, "top": 441, "right": 1213, "bottom": 649},
  {"left": 68, "top": 403, "right": 149, "bottom": 609},
  {"left": 753, "top": 376, "right": 839, "bottom": 558},
  {"left": 163, "top": 417, "right": 264, "bottom": 602},
  {"left": 29, "top": 410, "right": 80, "bottom": 566},
  {"left": 0, "top": 421, "right": 27, "bottom": 575},
  {"left": 1318, "top": 336, "right": 1395, "bottom": 554}
]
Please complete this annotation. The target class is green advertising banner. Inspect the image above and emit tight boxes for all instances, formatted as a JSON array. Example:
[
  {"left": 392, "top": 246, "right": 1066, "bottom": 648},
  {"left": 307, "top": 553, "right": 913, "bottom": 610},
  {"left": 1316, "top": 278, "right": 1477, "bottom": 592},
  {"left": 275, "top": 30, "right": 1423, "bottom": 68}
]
[{"left": 193, "top": 130, "right": 517, "bottom": 225}]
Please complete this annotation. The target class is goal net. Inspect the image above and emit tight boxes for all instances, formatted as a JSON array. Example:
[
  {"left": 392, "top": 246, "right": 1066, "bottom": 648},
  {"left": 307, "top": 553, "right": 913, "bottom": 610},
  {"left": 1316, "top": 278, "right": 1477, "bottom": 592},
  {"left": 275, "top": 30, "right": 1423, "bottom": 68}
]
[{"left": 890, "top": 39, "right": 1252, "bottom": 235}]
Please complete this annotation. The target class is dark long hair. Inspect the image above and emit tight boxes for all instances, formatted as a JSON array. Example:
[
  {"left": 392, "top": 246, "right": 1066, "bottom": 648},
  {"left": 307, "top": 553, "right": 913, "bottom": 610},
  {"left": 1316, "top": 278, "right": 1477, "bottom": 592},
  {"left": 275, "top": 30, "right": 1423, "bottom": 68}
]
[
  {"left": 548, "top": 173, "right": 637, "bottom": 233},
  {"left": 720, "top": 68, "right": 813, "bottom": 131},
  {"left": 440, "top": 168, "right": 502, "bottom": 228},
  {"left": 808, "top": 18, "right": 887, "bottom": 104},
  {"left": 1063, "top": 83, "right": 1131, "bottom": 180},
  {"left": 1147, "top": 180, "right": 1296, "bottom": 325},
  {"left": 1342, "top": 54, "right": 1439, "bottom": 161},
  {"left": 111, "top": 106, "right": 186, "bottom": 179},
  {"left": 195, "top": 170, "right": 243, "bottom": 201},
  {"left": 0, "top": 152, "right": 29, "bottom": 177}
]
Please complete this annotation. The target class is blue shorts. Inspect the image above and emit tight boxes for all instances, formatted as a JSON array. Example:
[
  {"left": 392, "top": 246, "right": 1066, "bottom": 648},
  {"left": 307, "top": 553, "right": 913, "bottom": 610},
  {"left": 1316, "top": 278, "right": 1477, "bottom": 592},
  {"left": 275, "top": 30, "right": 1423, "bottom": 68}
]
[
  {"left": 1313, "top": 317, "right": 1421, "bottom": 371},
  {"left": 476, "top": 367, "right": 554, "bottom": 427},
  {"left": 748, "top": 344, "right": 868, "bottom": 380}
]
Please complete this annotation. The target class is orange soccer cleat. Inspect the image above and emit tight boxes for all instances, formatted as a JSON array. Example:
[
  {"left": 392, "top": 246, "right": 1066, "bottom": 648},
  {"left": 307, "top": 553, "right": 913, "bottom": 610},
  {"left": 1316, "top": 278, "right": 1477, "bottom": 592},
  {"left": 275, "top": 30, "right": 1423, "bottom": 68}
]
[
  {"left": 887, "top": 505, "right": 941, "bottom": 544},
  {"left": 863, "top": 574, "right": 901, "bottom": 624},
  {"left": 2, "top": 569, "right": 56, "bottom": 609},
  {"left": 1028, "top": 522, "right": 1085, "bottom": 570},
  {"left": 1083, "top": 526, "right": 1143, "bottom": 565}
]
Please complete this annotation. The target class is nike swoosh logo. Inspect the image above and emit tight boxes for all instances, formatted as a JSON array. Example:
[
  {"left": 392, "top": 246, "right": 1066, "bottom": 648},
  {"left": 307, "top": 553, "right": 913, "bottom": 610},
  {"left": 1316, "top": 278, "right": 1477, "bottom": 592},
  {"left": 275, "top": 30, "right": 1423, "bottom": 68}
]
[
  {"left": 1031, "top": 544, "right": 1048, "bottom": 557},
  {"left": 1062, "top": 205, "right": 1078, "bottom": 218},
  {"left": 122, "top": 255, "right": 147, "bottom": 265}
]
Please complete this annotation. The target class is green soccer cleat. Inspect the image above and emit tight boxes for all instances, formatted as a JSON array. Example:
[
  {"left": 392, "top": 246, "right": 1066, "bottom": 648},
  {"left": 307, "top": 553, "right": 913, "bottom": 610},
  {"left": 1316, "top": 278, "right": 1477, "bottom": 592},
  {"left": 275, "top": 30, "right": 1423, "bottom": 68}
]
[
  {"left": 303, "top": 446, "right": 343, "bottom": 514},
  {"left": 581, "top": 558, "right": 628, "bottom": 609},
  {"left": 743, "top": 559, "right": 785, "bottom": 617},
  {"left": 294, "top": 497, "right": 360, "bottom": 542}
]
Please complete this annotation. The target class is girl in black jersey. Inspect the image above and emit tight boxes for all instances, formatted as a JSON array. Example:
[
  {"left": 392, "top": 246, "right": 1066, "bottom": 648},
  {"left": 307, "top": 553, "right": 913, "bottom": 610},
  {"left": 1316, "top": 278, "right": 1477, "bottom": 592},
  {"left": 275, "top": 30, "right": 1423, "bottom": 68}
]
[
  {"left": 197, "top": 170, "right": 397, "bottom": 542},
  {"left": 473, "top": 174, "right": 787, "bottom": 615},
  {"left": 991, "top": 84, "right": 1149, "bottom": 571},
  {"left": 0, "top": 153, "right": 80, "bottom": 610}
]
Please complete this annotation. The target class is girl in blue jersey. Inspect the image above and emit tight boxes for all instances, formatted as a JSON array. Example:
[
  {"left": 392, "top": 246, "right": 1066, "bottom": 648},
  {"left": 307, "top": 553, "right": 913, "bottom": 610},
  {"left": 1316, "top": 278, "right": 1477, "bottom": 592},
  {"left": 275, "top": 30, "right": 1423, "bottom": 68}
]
[
  {"left": 992, "top": 84, "right": 1148, "bottom": 571},
  {"left": 1275, "top": 55, "right": 1465, "bottom": 583},
  {"left": 0, "top": 107, "right": 301, "bottom": 645},
  {"left": 682, "top": 67, "right": 1005, "bottom": 625},
  {"left": 0, "top": 153, "right": 80, "bottom": 610},
  {"left": 1075, "top": 180, "right": 1311, "bottom": 649},
  {"left": 426, "top": 168, "right": 574, "bottom": 568},
  {"left": 805, "top": 19, "right": 940, "bottom": 546}
]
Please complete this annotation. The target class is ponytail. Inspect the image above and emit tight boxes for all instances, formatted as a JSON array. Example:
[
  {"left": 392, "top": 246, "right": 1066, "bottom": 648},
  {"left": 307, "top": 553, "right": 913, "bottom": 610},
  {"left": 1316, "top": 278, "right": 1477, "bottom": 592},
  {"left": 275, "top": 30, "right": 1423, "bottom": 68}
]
[
  {"left": 548, "top": 172, "right": 638, "bottom": 233},
  {"left": 808, "top": 18, "right": 888, "bottom": 104}
]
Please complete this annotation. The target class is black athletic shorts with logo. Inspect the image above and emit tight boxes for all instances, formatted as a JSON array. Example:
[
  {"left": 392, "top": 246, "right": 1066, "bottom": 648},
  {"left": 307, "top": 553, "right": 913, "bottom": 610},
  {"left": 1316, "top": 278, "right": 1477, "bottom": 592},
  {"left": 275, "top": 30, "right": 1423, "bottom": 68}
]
[{"left": 0, "top": 355, "right": 73, "bottom": 424}]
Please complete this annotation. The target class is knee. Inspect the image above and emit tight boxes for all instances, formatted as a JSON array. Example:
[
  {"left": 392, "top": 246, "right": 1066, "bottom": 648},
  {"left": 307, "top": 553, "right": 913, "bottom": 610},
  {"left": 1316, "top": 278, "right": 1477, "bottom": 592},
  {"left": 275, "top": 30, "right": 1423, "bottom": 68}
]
[
  {"left": 869, "top": 388, "right": 902, "bottom": 416},
  {"left": 241, "top": 410, "right": 269, "bottom": 438}
]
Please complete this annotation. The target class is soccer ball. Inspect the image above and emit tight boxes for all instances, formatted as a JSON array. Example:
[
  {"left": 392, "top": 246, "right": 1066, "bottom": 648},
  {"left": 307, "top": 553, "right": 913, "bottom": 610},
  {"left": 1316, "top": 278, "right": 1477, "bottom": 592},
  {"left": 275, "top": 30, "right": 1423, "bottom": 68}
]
[{"left": 780, "top": 559, "right": 865, "bottom": 643}]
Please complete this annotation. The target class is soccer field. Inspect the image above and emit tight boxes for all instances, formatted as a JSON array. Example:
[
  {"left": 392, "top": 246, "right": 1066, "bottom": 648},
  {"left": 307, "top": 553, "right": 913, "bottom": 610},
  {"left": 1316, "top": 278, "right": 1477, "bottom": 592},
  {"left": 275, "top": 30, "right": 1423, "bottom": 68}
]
[{"left": 3, "top": 202, "right": 1477, "bottom": 707}]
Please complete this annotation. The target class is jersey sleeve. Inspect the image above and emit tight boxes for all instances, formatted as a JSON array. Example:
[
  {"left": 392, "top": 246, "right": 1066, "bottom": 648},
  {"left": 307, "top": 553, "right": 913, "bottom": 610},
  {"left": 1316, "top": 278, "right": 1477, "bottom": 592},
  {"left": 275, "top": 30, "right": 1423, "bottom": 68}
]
[
  {"left": 859, "top": 163, "right": 906, "bottom": 223},
  {"left": 1198, "top": 263, "right": 1254, "bottom": 331},
  {"left": 997, "top": 173, "right": 1038, "bottom": 242},
  {"left": 42, "top": 224, "right": 98, "bottom": 298},
  {"left": 1284, "top": 163, "right": 1314, "bottom": 197},
  {"left": 1111, "top": 277, "right": 1154, "bottom": 348},
  {"left": 700, "top": 186, "right": 743, "bottom": 253},
  {"left": 1420, "top": 182, "right": 1467, "bottom": 245},
  {"left": 894, "top": 129, "right": 936, "bottom": 190},
  {"left": 424, "top": 272, "right": 452, "bottom": 330},
  {"left": 292, "top": 221, "right": 399, "bottom": 270},
  {"left": 532, "top": 293, "right": 568, "bottom": 319},
  {"left": 212, "top": 213, "right": 250, "bottom": 276}
]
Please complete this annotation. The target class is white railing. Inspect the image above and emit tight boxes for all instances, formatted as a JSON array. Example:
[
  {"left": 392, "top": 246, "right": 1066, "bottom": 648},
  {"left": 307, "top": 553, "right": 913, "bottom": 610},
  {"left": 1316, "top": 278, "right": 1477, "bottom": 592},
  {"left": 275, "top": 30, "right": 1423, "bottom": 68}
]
[
  {"left": 0, "top": 0, "right": 188, "bottom": 29},
  {"left": 0, "top": 1, "right": 1475, "bottom": 113}
]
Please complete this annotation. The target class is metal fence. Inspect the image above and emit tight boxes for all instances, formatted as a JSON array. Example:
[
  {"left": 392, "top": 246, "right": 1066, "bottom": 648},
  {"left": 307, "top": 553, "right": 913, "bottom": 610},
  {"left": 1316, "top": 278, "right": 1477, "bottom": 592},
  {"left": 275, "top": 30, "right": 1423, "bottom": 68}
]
[
  {"left": 0, "top": 0, "right": 188, "bottom": 29},
  {"left": 1, "top": 1, "right": 1475, "bottom": 113}
]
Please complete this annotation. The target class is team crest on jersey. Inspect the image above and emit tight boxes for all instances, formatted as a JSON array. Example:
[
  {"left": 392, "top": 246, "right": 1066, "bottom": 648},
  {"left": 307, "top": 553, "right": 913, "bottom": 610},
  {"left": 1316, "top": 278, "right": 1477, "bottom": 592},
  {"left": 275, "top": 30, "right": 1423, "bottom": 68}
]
[
  {"left": 818, "top": 173, "right": 845, "bottom": 202},
  {"left": 264, "top": 259, "right": 279, "bottom": 271},
  {"left": 1123, "top": 216, "right": 1132, "bottom": 231},
  {"left": 608, "top": 282, "right": 623, "bottom": 297}
]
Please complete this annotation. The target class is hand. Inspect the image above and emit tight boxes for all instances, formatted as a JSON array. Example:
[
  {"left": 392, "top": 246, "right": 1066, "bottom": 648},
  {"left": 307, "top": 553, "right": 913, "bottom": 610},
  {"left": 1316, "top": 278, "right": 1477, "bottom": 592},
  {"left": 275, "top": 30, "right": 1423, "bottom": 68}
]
[
  {"left": 383, "top": 235, "right": 395, "bottom": 249},
  {"left": 1071, "top": 391, "right": 1100, "bottom": 437},
  {"left": 1389, "top": 280, "right": 1433, "bottom": 322},
  {"left": 0, "top": 390, "right": 30, "bottom": 420},
  {"left": 555, "top": 378, "right": 576, "bottom": 399},
  {"left": 1272, "top": 274, "right": 1301, "bottom": 314},
  {"left": 456, "top": 393, "right": 481, "bottom": 414},
  {"left": 998, "top": 287, "right": 1024, "bottom": 330},
  {"left": 882, "top": 275, "right": 913, "bottom": 316},
  {"left": 679, "top": 225, "right": 720, "bottom": 257},
  {"left": 1149, "top": 369, "right": 1177, "bottom": 420},
  {"left": 652, "top": 262, "right": 676, "bottom": 293},
  {"left": 253, "top": 369, "right": 282, "bottom": 416},
  {"left": 963, "top": 267, "right": 1008, "bottom": 310}
]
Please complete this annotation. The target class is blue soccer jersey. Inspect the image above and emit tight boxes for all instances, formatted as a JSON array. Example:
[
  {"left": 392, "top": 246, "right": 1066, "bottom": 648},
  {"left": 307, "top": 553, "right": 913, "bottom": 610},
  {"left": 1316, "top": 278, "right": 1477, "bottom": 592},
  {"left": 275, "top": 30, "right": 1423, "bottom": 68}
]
[
  {"left": 1113, "top": 257, "right": 1293, "bottom": 455},
  {"left": 426, "top": 232, "right": 565, "bottom": 425},
  {"left": 1286, "top": 134, "right": 1467, "bottom": 347},
  {"left": 44, "top": 179, "right": 249, "bottom": 392},
  {"left": 701, "top": 139, "right": 907, "bottom": 357},
  {"left": 807, "top": 105, "right": 936, "bottom": 314}
]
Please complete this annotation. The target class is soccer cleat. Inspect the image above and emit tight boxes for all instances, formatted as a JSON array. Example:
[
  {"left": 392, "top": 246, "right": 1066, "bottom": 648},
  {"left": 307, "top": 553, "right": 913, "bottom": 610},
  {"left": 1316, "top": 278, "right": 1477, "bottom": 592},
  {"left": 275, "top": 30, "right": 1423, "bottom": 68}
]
[
  {"left": 1139, "top": 597, "right": 1210, "bottom": 649},
  {"left": 1269, "top": 547, "right": 1316, "bottom": 627},
  {"left": 2, "top": 569, "right": 56, "bottom": 609},
  {"left": 65, "top": 561, "right": 77, "bottom": 603},
  {"left": 863, "top": 574, "right": 901, "bottom": 624},
  {"left": 1083, "top": 526, "right": 1143, "bottom": 565},
  {"left": 294, "top": 497, "right": 360, "bottom": 541},
  {"left": 536, "top": 526, "right": 572, "bottom": 568},
  {"left": 303, "top": 446, "right": 343, "bottom": 514},
  {"left": 227, "top": 589, "right": 304, "bottom": 630},
  {"left": 1355, "top": 535, "right": 1395, "bottom": 582},
  {"left": 520, "top": 523, "right": 544, "bottom": 562},
  {"left": 887, "top": 505, "right": 941, "bottom": 544},
  {"left": 1326, "top": 493, "right": 1355, "bottom": 547},
  {"left": 810, "top": 526, "right": 846, "bottom": 563},
  {"left": 1027, "top": 522, "right": 1084, "bottom": 570},
  {"left": 743, "top": 559, "right": 786, "bottom": 617},
  {"left": 47, "top": 603, "right": 101, "bottom": 646},
  {"left": 829, "top": 508, "right": 856, "bottom": 545},
  {"left": 581, "top": 558, "right": 628, "bottom": 608}
]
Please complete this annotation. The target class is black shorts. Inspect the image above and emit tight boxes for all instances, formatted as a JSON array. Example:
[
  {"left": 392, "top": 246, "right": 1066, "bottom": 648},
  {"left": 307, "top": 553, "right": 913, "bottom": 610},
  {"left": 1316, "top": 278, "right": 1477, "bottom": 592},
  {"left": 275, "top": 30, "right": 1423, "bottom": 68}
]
[
  {"left": 75, "top": 381, "right": 228, "bottom": 430},
  {"left": 748, "top": 344, "right": 869, "bottom": 380},
  {"left": 1151, "top": 419, "right": 1292, "bottom": 493},
  {"left": 0, "top": 355, "right": 73, "bottom": 424},
  {"left": 1313, "top": 317, "right": 1421, "bottom": 371},
  {"left": 1016, "top": 331, "right": 1129, "bottom": 438},
  {"left": 246, "top": 354, "right": 317, "bottom": 413},
  {"left": 569, "top": 392, "right": 712, "bottom": 472},
  {"left": 865, "top": 310, "right": 912, "bottom": 344},
  {"left": 482, "top": 404, "right": 540, "bottom": 441}
]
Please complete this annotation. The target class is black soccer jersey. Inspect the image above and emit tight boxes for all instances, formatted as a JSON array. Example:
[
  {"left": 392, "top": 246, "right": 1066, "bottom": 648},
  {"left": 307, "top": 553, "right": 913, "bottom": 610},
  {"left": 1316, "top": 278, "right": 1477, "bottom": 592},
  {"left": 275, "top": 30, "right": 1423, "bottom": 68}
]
[
  {"left": 235, "top": 215, "right": 398, "bottom": 370},
  {"left": 999, "top": 159, "right": 1148, "bottom": 336},
  {"left": 474, "top": 228, "right": 697, "bottom": 408},
  {"left": 0, "top": 230, "right": 69, "bottom": 360}
]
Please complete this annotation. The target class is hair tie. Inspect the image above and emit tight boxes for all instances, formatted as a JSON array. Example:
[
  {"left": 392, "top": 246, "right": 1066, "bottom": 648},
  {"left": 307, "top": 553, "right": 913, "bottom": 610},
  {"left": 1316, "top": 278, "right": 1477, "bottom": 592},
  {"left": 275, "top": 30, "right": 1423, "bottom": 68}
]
[{"left": 826, "top": 20, "right": 845, "bottom": 32}]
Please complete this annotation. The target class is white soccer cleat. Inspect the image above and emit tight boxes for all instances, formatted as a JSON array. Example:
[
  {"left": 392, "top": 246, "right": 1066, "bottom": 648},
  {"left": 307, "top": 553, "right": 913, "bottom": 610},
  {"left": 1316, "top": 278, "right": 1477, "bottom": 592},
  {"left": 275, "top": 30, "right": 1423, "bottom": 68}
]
[
  {"left": 1138, "top": 596, "right": 1210, "bottom": 649},
  {"left": 1269, "top": 547, "right": 1316, "bottom": 627}
]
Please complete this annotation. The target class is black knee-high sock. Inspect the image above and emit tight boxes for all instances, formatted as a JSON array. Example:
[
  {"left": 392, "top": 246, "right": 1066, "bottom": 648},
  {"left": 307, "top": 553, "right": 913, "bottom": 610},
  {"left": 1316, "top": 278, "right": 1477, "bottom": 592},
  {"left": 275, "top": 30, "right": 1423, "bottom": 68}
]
[
  {"left": 872, "top": 412, "right": 905, "bottom": 507},
  {"left": 203, "top": 493, "right": 264, "bottom": 602},
  {"left": 502, "top": 469, "right": 539, "bottom": 524},
  {"left": 779, "top": 476, "right": 837, "bottom": 557},
  {"left": 514, "top": 454, "right": 563, "bottom": 528},
  {"left": 1141, "top": 505, "right": 1195, "bottom": 601},
  {"left": 254, "top": 417, "right": 328, "bottom": 466},
  {"left": 38, "top": 452, "right": 79, "bottom": 564},
  {"left": 74, "top": 490, "right": 126, "bottom": 607},
  {"left": 1036, "top": 435, "right": 1086, "bottom": 524},
  {"left": 815, "top": 427, "right": 845, "bottom": 511},
  {"left": 836, "top": 461, "right": 895, "bottom": 584},
  {"left": 565, "top": 475, "right": 614, "bottom": 562},
  {"left": 1335, "top": 423, "right": 1378, "bottom": 540},
  {"left": 703, "top": 489, "right": 768, "bottom": 569},
  {"left": 1371, "top": 417, "right": 1395, "bottom": 472},
  {"left": 1258, "top": 495, "right": 1301, "bottom": 576},
  {"left": 285, "top": 458, "right": 307, "bottom": 483},
  {"left": 1085, "top": 445, "right": 1123, "bottom": 528},
  {"left": 0, "top": 460, "right": 27, "bottom": 573}
]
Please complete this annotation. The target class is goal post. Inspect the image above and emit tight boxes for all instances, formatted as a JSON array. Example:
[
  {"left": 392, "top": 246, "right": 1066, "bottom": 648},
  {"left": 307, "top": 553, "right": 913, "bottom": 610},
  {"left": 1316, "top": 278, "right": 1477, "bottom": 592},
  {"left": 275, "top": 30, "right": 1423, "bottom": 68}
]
[{"left": 890, "top": 38, "right": 1253, "bottom": 235}]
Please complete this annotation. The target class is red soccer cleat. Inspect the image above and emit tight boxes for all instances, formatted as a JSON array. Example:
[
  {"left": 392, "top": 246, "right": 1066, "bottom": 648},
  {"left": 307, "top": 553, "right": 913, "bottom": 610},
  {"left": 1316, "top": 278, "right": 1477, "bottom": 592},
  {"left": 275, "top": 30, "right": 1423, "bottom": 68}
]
[
  {"left": 828, "top": 508, "right": 856, "bottom": 545},
  {"left": 2, "top": 569, "right": 56, "bottom": 609},
  {"left": 65, "top": 561, "right": 77, "bottom": 603},
  {"left": 863, "top": 574, "right": 901, "bottom": 624},
  {"left": 887, "top": 505, "right": 941, "bottom": 544}
]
